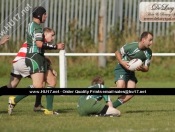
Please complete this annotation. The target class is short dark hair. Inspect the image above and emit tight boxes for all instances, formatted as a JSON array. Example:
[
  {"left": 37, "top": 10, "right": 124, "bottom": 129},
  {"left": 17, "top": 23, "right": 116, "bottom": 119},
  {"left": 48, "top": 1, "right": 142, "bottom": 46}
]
[
  {"left": 140, "top": 31, "right": 153, "bottom": 41},
  {"left": 91, "top": 76, "right": 104, "bottom": 85}
]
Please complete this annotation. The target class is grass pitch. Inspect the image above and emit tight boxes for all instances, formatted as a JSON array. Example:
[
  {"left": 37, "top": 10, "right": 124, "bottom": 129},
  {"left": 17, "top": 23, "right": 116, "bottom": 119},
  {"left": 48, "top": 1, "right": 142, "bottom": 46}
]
[
  {"left": 0, "top": 77, "right": 174, "bottom": 88},
  {"left": 0, "top": 77, "right": 175, "bottom": 131},
  {"left": 1, "top": 95, "right": 175, "bottom": 132}
]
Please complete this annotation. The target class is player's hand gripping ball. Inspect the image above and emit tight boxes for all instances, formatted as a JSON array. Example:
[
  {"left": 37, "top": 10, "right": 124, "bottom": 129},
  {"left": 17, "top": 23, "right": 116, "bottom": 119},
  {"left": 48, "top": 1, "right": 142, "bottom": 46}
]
[{"left": 128, "top": 59, "right": 142, "bottom": 71}]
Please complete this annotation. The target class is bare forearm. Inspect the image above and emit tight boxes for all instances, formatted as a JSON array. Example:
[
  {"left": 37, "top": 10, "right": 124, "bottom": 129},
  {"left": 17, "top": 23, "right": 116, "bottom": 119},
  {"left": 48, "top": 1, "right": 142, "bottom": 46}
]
[
  {"left": 136, "top": 65, "right": 149, "bottom": 72},
  {"left": 141, "top": 66, "right": 149, "bottom": 72},
  {"left": 115, "top": 50, "right": 130, "bottom": 70},
  {"left": 0, "top": 35, "right": 9, "bottom": 45},
  {"left": 115, "top": 51, "right": 123, "bottom": 63}
]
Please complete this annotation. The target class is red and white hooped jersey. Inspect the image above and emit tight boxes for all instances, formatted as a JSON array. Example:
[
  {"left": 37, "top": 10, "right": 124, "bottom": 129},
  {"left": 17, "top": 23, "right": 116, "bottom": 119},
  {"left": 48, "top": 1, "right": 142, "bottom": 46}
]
[
  {"left": 12, "top": 38, "right": 47, "bottom": 63},
  {"left": 12, "top": 42, "right": 27, "bottom": 63}
]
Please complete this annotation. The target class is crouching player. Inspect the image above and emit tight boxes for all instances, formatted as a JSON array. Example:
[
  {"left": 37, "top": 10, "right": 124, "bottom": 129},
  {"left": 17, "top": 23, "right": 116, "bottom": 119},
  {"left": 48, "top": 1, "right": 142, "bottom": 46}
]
[{"left": 77, "top": 76, "right": 121, "bottom": 117}]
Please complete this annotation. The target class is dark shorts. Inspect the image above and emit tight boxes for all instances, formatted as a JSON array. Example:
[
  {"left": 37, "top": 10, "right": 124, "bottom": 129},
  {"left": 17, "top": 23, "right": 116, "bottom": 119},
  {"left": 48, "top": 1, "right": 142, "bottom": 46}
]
[
  {"left": 25, "top": 53, "right": 49, "bottom": 74},
  {"left": 114, "top": 64, "right": 138, "bottom": 84}
]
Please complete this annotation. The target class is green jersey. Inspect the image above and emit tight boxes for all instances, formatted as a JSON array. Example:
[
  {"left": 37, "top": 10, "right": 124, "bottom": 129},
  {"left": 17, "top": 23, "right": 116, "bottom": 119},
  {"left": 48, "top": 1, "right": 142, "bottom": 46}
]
[
  {"left": 119, "top": 42, "right": 152, "bottom": 66},
  {"left": 26, "top": 21, "right": 45, "bottom": 55},
  {"left": 78, "top": 84, "right": 111, "bottom": 107}
]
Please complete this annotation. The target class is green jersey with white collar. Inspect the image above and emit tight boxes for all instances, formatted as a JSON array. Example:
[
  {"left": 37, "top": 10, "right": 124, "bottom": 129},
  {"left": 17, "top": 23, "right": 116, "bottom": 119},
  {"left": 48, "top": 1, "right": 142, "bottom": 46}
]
[
  {"left": 78, "top": 84, "right": 111, "bottom": 107},
  {"left": 119, "top": 42, "right": 152, "bottom": 66},
  {"left": 26, "top": 21, "right": 45, "bottom": 55}
]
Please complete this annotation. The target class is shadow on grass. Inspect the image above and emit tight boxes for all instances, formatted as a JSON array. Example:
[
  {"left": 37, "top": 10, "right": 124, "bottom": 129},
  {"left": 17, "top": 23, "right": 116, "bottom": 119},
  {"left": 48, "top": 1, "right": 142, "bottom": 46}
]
[
  {"left": 0, "top": 109, "right": 25, "bottom": 114},
  {"left": 0, "top": 108, "right": 75, "bottom": 114},
  {"left": 0, "top": 111, "right": 8, "bottom": 114},
  {"left": 125, "top": 110, "right": 175, "bottom": 113},
  {"left": 56, "top": 108, "right": 75, "bottom": 113}
]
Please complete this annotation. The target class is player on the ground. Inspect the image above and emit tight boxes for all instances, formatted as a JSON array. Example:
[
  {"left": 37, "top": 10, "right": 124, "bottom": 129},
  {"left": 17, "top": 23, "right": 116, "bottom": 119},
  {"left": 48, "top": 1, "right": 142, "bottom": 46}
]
[
  {"left": 77, "top": 76, "right": 121, "bottom": 116},
  {"left": 8, "top": 6, "right": 64, "bottom": 115},
  {"left": 113, "top": 31, "right": 153, "bottom": 108}
]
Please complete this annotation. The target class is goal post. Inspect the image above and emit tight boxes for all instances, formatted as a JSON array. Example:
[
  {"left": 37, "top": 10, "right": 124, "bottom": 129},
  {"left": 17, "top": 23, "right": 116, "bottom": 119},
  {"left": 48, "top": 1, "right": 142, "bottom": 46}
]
[{"left": 59, "top": 50, "right": 67, "bottom": 88}]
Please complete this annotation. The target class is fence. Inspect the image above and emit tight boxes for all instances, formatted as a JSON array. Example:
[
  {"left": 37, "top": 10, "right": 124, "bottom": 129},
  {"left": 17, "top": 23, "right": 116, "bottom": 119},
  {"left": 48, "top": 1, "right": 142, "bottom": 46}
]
[
  {"left": 1, "top": 0, "right": 175, "bottom": 50},
  {"left": 1, "top": 51, "right": 175, "bottom": 88}
]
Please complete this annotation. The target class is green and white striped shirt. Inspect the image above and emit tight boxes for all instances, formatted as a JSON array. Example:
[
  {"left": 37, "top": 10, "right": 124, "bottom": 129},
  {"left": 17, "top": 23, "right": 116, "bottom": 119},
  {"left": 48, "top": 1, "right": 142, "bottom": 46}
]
[
  {"left": 119, "top": 42, "right": 152, "bottom": 66},
  {"left": 78, "top": 84, "right": 111, "bottom": 107},
  {"left": 26, "top": 21, "right": 44, "bottom": 54}
]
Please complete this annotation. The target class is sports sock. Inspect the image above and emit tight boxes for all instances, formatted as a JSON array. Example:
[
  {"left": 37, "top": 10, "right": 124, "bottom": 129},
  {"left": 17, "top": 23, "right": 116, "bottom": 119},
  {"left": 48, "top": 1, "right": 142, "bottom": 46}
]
[
  {"left": 35, "top": 95, "right": 42, "bottom": 107},
  {"left": 0, "top": 85, "right": 8, "bottom": 88},
  {"left": 14, "top": 85, "right": 33, "bottom": 103},
  {"left": 46, "top": 86, "right": 54, "bottom": 111},
  {"left": 14, "top": 95, "right": 28, "bottom": 103},
  {"left": 113, "top": 98, "right": 123, "bottom": 108}
]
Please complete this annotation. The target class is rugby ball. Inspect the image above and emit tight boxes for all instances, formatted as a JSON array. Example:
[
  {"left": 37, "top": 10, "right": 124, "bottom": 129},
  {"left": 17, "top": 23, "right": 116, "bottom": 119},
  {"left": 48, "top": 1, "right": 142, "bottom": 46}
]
[{"left": 128, "top": 59, "right": 142, "bottom": 71}]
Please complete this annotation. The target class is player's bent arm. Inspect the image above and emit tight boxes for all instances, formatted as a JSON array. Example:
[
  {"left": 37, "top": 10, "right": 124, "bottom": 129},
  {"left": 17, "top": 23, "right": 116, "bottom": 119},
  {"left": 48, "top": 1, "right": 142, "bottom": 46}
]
[
  {"left": 0, "top": 42, "right": 3, "bottom": 45},
  {"left": 141, "top": 65, "right": 149, "bottom": 72},
  {"left": 115, "top": 50, "right": 129, "bottom": 70},
  {"left": 36, "top": 41, "right": 58, "bottom": 50},
  {"left": 115, "top": 51, "right": 123, "bottom": 64},
  {"left": 56, "top": 43, "right": 65, "bottom": 50},
  {"left": 41, "top": 42, "right": 65, "bottom": 50},
  {"left": 42, "top": 43, "right": 57, "bottom": 49},
  {"left": 136, "top": 65, "right": 149, "bottom": 72},
  {"left": 36, "top": 40, "right": 44, "bottom": 48},
  {"left": 0, "top": 35, "right": 9, "bottom": 45}
]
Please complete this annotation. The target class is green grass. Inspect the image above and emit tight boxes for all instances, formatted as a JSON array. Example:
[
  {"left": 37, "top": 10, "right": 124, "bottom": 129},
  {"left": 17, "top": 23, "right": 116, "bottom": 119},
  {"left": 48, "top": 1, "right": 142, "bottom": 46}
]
[
  {"left": 1, "top": 77, "right": 175, "bottom": 131},
  {"left": 0, "top": 77, "right": 175, "bottom": 88},
  {"left": 1, "top": 95, "right": 175, "bottom": 132}
]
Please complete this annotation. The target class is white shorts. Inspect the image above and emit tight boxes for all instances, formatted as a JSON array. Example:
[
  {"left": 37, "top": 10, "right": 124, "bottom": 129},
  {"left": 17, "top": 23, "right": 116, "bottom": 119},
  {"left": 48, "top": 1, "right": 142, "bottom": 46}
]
[{"left": 11, "top": 58, "right": 30, "bottom": 78}]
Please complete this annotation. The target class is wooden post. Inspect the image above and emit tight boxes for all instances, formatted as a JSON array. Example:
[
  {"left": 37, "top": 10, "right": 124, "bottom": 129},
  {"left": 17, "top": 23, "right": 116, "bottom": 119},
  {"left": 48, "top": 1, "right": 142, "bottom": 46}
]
[{"left": 98, "top": 0, "right": 107, "bottom": 68}]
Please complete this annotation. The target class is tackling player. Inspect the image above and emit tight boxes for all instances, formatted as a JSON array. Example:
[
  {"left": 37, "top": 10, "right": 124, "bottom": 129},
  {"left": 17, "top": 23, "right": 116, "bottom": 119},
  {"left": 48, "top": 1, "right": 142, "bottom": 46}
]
[
  {"left": 1, "top": 27, "right": 58, "bottom": 111},
  {"left": 8, "top": 6, "right": 64, "bottom": 115}
]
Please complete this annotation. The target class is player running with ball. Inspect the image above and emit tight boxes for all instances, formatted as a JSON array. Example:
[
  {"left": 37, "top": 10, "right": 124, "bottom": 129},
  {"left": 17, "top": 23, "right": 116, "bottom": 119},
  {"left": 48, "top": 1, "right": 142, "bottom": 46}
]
[{"left": 113, "top": 31, "right": 153, "bottom": 108}]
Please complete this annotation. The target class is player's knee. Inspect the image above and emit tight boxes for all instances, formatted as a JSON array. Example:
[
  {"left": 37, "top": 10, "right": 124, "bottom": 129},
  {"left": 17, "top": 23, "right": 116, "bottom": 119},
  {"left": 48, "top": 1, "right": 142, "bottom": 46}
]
[
  {"left": 32, "top": 82, "right": 44, "bottom": 88},
  {"left": 116, "top": 83, "right": 125, "bottom": 88},
  {"left": 47, "top": 77, "right": 57, "bottom": 87},
  {"left": 116, "top": 80, "right": 126, "bottom": 88}
]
